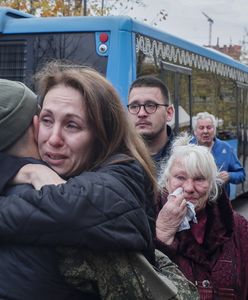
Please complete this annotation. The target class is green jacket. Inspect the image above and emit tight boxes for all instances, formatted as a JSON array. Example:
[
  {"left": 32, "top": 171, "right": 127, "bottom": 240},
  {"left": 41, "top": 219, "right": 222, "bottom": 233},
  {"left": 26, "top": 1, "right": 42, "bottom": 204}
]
[{"left": 58, "top": 248, "right": 199, "bottom": 300}]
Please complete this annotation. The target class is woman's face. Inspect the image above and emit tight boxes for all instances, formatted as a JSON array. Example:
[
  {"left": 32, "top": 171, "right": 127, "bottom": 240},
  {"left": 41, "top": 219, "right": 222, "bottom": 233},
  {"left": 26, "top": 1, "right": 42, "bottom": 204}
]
[
  {"left": 166, "top": 159, "right": 210, "bottom": 212},
  {"left": 38, "top": 84, "right": 94, "bottom": 177}
]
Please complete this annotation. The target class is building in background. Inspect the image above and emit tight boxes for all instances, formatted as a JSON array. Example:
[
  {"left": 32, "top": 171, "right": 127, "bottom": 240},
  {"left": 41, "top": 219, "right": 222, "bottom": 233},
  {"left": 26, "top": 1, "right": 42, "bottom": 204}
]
[
  {"left": 205, "top": 38, "right": 241, "bottom": 60},
  {"left": 205, "top": 37, "right": 248, "bottom": 66}
]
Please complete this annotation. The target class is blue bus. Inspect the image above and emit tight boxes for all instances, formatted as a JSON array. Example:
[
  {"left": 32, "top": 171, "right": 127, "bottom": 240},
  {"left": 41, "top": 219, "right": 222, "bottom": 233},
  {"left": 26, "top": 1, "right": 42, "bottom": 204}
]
[{"left": 1, "top": 7, "right": 248, "bottom": 199}]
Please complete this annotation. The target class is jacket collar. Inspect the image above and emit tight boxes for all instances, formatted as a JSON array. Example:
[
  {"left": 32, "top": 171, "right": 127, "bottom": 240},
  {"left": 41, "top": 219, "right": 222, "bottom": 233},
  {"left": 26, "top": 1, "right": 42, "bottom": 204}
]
[{"left": 175, "top": 189, "right": 234, "bottom": 269}]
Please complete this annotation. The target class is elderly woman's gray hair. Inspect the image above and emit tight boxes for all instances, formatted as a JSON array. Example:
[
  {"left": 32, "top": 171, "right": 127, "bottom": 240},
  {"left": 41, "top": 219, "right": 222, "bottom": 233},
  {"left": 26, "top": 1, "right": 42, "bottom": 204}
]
[{"left": 158, "top": 133, "right": 223, "bottom": 202}]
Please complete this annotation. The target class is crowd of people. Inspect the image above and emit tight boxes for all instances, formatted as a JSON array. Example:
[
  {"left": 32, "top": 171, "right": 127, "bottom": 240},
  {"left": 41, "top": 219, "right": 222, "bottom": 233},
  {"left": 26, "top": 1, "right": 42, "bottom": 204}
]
[{"left": 0, "top": 62, "right": 247, "bottom": 299}]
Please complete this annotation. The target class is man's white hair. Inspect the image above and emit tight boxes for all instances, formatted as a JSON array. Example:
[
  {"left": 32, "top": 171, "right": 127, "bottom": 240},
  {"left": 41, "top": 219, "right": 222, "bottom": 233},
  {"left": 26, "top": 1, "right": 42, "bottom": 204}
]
[{"left": 192, "top": 111, "right": 218, "bottom": 132}]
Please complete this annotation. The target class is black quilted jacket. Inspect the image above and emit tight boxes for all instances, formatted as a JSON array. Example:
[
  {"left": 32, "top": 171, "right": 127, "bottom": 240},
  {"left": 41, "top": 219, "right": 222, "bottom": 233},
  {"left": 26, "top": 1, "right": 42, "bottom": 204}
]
[{"left": 0, "top": 153, "right": 156, "bottom": 261}]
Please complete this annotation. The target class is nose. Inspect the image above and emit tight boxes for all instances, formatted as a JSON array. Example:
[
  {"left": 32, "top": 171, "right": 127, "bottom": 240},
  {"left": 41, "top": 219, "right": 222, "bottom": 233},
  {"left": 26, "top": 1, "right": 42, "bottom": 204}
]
[
  {"left": 183, "top": 178, "right": 195, "bottom": 194},
  {"left": 48, "top": 124, "right": 64, "bottom": 147},
  {"left": 203, "top": 127, "right": 208, "bottom": 133},
  {"left": 137, "top": 105, "right": 148, "bottom": 117}
]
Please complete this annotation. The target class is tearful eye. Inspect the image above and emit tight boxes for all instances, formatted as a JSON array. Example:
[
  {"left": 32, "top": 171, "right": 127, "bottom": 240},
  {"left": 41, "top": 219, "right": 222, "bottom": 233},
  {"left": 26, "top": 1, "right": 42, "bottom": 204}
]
[
  {"left": 175, "top": 175, "right": 185, "bottom": 181},
  {"left": 67, "top": 122, "right": 79, "bottom": 129},
  {"left": 40, "top": 117, "right": 53, "bottom": 126}
]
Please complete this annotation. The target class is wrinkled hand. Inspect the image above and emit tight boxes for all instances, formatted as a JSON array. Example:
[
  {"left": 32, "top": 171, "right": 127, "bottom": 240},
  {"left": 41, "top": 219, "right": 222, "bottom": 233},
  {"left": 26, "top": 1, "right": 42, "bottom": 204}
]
[
  {"left": 156, "top": 193, "right": 187, "bottom": 245},
  {"left": 13, "top": 164, "right": 66, "bottom": 190},
  {"left": 219, "top": 171, "right": 229, "bottom": 183}
]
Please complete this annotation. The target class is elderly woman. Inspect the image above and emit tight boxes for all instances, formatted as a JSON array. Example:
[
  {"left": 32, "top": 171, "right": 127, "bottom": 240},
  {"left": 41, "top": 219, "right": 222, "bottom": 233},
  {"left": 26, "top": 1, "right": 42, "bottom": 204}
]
[{"left": 156, "top": 134, "right": 248, "bottom": 300}]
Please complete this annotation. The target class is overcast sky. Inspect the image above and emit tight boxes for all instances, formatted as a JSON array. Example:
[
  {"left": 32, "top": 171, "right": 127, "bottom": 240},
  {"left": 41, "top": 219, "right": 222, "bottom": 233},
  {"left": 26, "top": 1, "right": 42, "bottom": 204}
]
[{"left": 126, "top": 0, "right": 248, "bottom": 47}]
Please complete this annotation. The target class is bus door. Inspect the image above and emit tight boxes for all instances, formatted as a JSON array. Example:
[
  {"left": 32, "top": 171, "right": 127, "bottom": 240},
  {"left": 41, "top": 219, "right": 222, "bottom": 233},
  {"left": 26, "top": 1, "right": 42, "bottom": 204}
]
[
  {"left": 236, "top": 82, "right": 248, "bottom": 194},
  {"left": 160, "top": 61, "right": 192, "bottom": 133}
]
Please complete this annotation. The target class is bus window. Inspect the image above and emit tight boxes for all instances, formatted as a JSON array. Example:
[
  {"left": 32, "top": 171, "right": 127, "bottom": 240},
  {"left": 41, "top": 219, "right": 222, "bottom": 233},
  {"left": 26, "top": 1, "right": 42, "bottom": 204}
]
[{"left": 0, "top": 32, "right": 108, "bottom": 89}]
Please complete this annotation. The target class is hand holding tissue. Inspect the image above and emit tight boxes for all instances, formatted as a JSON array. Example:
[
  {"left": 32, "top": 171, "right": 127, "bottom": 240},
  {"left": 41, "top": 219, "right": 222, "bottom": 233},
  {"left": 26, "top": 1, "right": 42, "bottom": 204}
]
[{"left": 168, "top": 187, "right": 197, "bottom": 232}]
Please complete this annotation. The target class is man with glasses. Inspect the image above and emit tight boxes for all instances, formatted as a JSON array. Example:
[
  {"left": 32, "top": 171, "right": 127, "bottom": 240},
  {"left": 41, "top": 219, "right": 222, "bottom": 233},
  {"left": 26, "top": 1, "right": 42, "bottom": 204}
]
[{"left": 128, "top": 76, "right": 174, "bottom": 175}]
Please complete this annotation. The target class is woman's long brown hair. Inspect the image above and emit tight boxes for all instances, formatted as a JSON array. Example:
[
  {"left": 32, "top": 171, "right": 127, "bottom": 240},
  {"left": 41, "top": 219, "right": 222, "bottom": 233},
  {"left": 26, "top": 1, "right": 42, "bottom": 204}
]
[{"left": 35, "top": 61, "right": 158, "bottom": 194}]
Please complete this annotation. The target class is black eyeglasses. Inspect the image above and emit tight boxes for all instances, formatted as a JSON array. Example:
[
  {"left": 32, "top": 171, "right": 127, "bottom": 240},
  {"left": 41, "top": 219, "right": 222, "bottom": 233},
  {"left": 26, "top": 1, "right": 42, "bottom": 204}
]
[{"left": 127, "top": 102, "right": 169, "bottom": 114}]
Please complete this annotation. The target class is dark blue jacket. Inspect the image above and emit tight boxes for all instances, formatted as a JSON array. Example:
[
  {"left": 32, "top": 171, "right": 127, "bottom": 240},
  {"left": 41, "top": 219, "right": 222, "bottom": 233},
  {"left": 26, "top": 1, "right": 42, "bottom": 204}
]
[{"left": 152, "top": 125, "right": 174, "bottom": 176}]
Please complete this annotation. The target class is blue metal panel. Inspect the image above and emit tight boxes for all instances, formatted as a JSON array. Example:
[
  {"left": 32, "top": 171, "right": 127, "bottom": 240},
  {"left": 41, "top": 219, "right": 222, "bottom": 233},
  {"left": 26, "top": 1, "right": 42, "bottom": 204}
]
[
  {"left": 105, "top": 28, "right": 134, "bottom": 105},
  {"left": 1, "top": 13, "right": 133, "bottom": 34},
  {"left": 0, "top": 7, "right": 33, "bottom": 33},
  {"left": 131, "top": 19, "right": 248, "bottom": 72}
]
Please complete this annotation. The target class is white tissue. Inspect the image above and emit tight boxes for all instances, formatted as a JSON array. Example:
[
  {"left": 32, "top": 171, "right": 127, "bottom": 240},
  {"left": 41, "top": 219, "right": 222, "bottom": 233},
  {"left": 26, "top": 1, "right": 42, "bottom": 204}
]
[
  {"left": 177, "top": 201, "right": 197, "bottom": 232},
  {"left": 170, "top": 187, "right": 183, "bottom": 197},
  {"left": 168, "top": 188, "right": 198, "bottom": 232}
]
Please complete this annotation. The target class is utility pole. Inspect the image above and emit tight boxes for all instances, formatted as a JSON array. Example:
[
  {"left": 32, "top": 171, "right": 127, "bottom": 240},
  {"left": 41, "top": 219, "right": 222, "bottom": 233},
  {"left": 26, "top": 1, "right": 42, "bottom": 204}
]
[
  {"left": 202, "top": 12, "right": 214, "bottom": 46},
  {"left": 83, "top": 0, "right": 87, "bottom": 16},
  {"left": 101, "top": 0, "right": 104, "bottom": 16}
]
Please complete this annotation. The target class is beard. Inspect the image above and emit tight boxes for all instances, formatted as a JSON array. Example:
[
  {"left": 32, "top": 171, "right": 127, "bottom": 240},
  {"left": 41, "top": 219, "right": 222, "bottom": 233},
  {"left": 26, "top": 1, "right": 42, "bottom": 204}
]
[{"left": 140, "top": 125, "right": 165, "bottom": 145}]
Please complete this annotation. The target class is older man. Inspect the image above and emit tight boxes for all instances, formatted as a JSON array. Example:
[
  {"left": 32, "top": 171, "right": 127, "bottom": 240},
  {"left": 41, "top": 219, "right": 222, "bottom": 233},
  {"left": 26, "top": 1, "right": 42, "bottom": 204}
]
[{"left": 191, "top": 111, "right": 246, "bottom": 198}]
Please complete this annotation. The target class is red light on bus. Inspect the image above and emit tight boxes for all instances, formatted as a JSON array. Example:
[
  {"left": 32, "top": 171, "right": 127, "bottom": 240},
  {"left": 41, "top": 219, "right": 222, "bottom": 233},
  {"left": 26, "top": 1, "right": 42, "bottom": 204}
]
[{"left": 99, "top": 33, "right": 109, "bottom": 43}]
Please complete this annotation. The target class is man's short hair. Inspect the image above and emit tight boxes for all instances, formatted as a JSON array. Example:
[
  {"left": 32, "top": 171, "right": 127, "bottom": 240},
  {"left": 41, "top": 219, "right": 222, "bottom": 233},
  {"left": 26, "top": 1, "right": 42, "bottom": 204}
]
[{"left": 129, "top": 76, "right": 170, "bottom": 104}]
